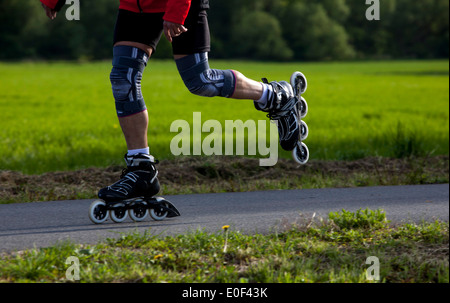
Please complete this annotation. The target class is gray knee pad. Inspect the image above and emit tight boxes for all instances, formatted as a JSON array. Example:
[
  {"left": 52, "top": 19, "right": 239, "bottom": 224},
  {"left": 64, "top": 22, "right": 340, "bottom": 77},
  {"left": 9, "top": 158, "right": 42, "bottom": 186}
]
[
  {"left": 175, "top": 53, "right": 236, "bottom": 98},
  {"left": 110, "top": 46, "right": 149, "bottom": 117}
]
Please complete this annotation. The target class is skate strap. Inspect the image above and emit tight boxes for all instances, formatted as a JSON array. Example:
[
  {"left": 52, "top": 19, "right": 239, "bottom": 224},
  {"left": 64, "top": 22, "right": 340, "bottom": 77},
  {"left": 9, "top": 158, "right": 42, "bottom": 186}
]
[
  {"left": 267, "top": 97, "right": 298, "bottom": 120},
  {"left": 260, "top": 77, "right": 297, "bottom": 119}
]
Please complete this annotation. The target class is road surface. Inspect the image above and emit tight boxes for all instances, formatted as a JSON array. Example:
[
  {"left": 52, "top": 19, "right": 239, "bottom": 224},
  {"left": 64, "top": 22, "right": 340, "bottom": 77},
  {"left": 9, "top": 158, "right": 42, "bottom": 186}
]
[{"left": 0, "top": 184, "right": 448, "bottom": 252}]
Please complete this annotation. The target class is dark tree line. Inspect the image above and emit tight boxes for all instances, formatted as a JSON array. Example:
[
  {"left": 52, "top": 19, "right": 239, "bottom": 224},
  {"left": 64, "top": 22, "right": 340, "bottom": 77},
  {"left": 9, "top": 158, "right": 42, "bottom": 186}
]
[{"left": 0, "top": 0, "right": 448, "bottom": 61}]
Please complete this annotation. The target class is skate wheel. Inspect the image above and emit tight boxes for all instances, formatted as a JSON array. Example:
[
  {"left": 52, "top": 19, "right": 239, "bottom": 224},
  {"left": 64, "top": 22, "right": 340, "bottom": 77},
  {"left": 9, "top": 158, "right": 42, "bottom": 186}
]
[
  {"left": 299, "top": 97, "right": 308, "bottom": 119},
  {"left": 110, "top": 203, "right": 128, "bottom": 223},
  {"left": 293, "top": 142, "right": 309, "bottom": 165},
  {"left": 149, "top": 197, "right": 170, "bottom": 221},
  {"left": 290, "top": 71, "right": 308, "bottom": 95},
  {"left": 129, "top": 201, "right": 149, "bottom": 222},
  {"left": 89, "top": 200, "right": 109, "bottom": 224},
  {"left": 300, "top": 120, "right": 309, "bottom": 141}
]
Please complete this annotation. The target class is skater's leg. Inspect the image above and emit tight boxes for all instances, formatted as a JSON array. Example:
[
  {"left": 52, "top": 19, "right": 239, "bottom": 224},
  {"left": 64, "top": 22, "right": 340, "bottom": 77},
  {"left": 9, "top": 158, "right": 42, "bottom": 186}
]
[
  {"left": 117, "top": 110, "right": 149, "bottom": 151},
  {"left": 175, "top": 53, "right": 266, "bottom": 102},
  {"left": 103, "top": 41, "right": 162, "bottom": 200},
  {"left": 111, "top": 41, "right": 153, "bottom": 152},
  {"left": 175, "top": 52, "right": 299, "bottom": 150},
  {"left": 99, "top": 11, "right": 167, "bottom": 202},
  {"left": 174, "top": 54, "right": 263, "bottom": 101},
  {"left": 171, "top": 7, "right": 300, "bottom": 151},
  {"left": 115, "top": 41, "right": 153, "bottom": 56},
  {"left": 111, "top": 8, "right": 165, "bottom": 154},
  {"left": 228, "top": 70, "right": 264, "bottom": 100}
]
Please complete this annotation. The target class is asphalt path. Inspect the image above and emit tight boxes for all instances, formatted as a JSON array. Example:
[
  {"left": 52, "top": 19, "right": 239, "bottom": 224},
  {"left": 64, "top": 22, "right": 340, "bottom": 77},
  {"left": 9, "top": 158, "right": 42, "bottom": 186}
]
[{"left": 0, "top": 184, "right": 448, "bottom": 253}]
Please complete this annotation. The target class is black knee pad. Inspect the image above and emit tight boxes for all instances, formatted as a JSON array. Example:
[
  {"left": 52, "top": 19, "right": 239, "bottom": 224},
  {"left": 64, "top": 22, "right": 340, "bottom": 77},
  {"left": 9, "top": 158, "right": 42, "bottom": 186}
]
[
  {"left": 175, "top": 53, "right": 236, "bottom": 98},
  {"left": 110, "top": 46, "right": 149, "bottom": 117}
]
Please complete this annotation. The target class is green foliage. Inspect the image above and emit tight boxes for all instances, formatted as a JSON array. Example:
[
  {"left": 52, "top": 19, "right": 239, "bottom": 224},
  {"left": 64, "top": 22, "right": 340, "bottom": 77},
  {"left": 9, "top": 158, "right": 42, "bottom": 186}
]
[
  {"left": 278, "top": 2, "right": 355, "bottom": 60},
  {"left": 329, "top": 208, "right": 389, "bottom": 230},
  {"left": 0, "top": 0, "right": 117, "bottom": 60},
  {"left": 231, "top": 11, "right": 293, "bottom": 60},
  {"left": 0, "top": 0, "right": 448, "bottom": 61},
  {"left": 344, "top": 0, "right": 449, "bottom": 59},
  {"left": 0, "top": 0, "right": 37, "bottom": 59}
]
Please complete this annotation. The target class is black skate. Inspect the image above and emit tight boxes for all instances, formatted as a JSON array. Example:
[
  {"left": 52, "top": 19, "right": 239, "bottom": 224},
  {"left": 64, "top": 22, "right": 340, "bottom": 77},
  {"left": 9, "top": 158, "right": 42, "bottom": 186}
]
[
  {"left": 89, "top": 154, "right": 181, "bottom": 224},
  {"left": 290, "top": 71, "right": 310, "bottom": 165},
  {"left": 255, "top": 78, "right": 300, "bottom": 151},
  {"left": 255, "top": 72, "right": 310, "bottom": 164}
]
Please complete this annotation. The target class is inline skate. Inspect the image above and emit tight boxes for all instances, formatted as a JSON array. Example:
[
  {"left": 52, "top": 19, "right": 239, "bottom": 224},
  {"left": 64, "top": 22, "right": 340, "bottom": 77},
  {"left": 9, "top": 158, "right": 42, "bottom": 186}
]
[
  {"left": 290, "top": 71, "right": 310, "bottom": 165},
  {"left": 255, "top": 72, "right": 310, "bottom": 163},
  {"left": 89, "top": 153, "right": 180, "bottom": 224}
]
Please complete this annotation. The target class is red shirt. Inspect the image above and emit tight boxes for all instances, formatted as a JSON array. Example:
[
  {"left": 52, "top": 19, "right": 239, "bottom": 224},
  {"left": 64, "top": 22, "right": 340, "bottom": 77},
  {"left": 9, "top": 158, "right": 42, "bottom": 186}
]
[{"left": 40, "top": 0, "right": 192, "bottom": 25}]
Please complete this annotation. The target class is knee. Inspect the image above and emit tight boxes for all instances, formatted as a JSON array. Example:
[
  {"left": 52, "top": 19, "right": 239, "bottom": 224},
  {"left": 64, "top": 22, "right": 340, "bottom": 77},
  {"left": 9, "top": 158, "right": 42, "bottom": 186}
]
[
  {"left": 110, "top": 66, "right": 135, "bottom": 101},
  {"left": 176, "top": 53, "right": 236, "bottom": 98},
  {"left": 184, "top": 69, "right": 226, "bottom": 97},
  {"left": 111, "top": 46, "right": 148, "bottom": 117}
]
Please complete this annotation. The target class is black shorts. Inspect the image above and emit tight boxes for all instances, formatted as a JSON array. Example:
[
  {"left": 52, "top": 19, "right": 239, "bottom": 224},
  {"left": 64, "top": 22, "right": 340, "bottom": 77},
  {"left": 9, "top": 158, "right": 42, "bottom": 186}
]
[{"left": 113, "top": 8, "right": 210, "bottom": 55}]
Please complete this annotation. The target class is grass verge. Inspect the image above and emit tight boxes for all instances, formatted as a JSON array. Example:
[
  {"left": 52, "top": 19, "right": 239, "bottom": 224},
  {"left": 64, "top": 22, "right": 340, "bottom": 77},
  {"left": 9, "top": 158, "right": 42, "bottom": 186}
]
[
  {"left": 0, "top": 155, "right": 448, "bottom": 204},
  {"left": 0, "top": 209, "right": 448, "bottom": 283}
]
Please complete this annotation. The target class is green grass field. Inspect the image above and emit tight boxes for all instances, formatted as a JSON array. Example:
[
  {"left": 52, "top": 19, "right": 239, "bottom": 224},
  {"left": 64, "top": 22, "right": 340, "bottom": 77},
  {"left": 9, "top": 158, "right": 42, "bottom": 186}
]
[{"left": 0, "top": 60, "right": 448, "bottom": 174}]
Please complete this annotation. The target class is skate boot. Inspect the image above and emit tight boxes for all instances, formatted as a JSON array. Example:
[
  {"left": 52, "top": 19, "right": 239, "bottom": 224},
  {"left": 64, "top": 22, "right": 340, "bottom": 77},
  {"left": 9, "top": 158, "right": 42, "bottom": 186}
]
[
  {"left": 254, "top": 78, "right": 299, "bottom": 151},
  {"left": 98, "top": 153, "right": 160, "bottom": 202},
  {"left": 90, "top": 153, "right": 180, "bottom": 224}
]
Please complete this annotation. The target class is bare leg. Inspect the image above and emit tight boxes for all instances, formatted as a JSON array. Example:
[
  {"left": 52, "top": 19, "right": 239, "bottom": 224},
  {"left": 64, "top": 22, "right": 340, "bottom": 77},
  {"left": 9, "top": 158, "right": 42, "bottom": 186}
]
[
  {"left": 118, "top": 111, "right": 149, "bottom": 150},
  {"left": 230, "top": 70, "right": 264, "bottom": 100},
  {"left": 114, "top": 41, "right": 153, "bottom": 151}
]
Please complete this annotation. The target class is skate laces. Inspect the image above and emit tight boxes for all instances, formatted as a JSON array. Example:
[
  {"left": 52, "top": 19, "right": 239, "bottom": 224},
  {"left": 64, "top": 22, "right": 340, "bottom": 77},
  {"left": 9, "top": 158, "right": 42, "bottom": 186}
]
[
  {"left": 120, "top": 162, "right": 159, "bottom": 179},
  {"left": 109, "top": 172, "right": 140, "bottom": 195},
  {"left": 111, "top": 169, "right": 158, "bottom": 195}
]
